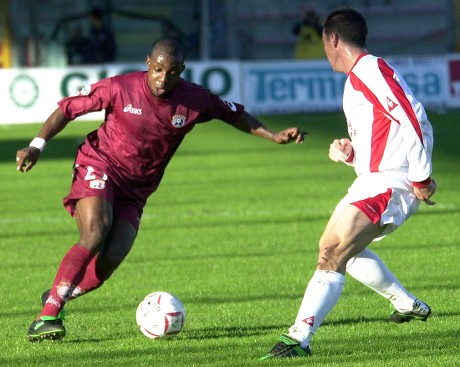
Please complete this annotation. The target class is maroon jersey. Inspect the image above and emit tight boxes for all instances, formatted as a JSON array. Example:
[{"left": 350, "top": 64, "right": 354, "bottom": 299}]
[{"left": 58, "top": 71, "right": 244, "bottom": 199}]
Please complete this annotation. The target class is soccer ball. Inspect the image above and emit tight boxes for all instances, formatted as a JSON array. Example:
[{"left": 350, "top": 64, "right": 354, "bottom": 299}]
[{"left": 136, "top": 291, "right": 186, "bottom": 339}]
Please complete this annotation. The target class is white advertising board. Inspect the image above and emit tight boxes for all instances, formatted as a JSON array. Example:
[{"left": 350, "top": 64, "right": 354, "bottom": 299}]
[
  {"left": 0, "top": 56, "right": 457, "bottom": 125},
  {"left": 242, "top": 60, "right": 345, "bottom": 114},
  {"left": 0, "top": 61, "right": 242, "bottom": 124},
  {"left": 446, "top": 56, "right": 460, "bottom": 108},
  {"left": 386, "top": 56, "right": 449, "bottom": 110},
  {"left": 242, "top": 57, "right": 450, "bottom": 115}
]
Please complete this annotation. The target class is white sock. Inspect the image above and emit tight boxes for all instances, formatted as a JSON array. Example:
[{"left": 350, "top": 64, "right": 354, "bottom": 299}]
[
  {"left": 288, "top": 270, "right": 345, "bottom": 348},
  {"left": 346, "top": 248, "right": 416, "bottom": 312}
]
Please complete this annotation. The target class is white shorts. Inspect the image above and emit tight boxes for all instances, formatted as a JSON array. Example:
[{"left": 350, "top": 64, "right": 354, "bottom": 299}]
[{"left": 334, "top": 172, "right": 420, "bottom": 241}]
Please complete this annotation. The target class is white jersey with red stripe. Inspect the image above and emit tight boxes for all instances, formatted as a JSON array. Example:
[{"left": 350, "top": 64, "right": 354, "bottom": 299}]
[{"left": 343, "top": 53, "right": 433, "bottom": 184}]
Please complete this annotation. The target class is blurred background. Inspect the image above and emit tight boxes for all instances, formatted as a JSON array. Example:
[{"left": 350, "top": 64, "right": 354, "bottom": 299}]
[
  {"left": 1, "top": 0, "right": 459, "bottom": 67},
  {"left": 1, "top": 0, "right": 460, "bottom": 123}
]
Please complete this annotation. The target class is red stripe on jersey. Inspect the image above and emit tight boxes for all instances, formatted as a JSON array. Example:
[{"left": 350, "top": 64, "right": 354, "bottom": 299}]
[
  {"left": 348, "top": 52, "right": 368, "bottom": 75},
  {"left": 351, "top": 188, "right": 392, "bottom": 224},
  {"left": 370, "top": 111, "right": 391, "bottom": 172},
  {"left": 349, "top": 73, "right": 391, "bottom": 172},
  {"left": 377, "top": 58, "right": 424, "bottom": 143}
]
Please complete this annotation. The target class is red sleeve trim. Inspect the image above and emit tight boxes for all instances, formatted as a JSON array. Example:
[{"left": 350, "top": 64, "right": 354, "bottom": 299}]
[
  {"left": 345, "top": 148, "right": 355, "bottom": 163},
  {"left": 412, "top": 177, "right": 432, "bottom": 188}
]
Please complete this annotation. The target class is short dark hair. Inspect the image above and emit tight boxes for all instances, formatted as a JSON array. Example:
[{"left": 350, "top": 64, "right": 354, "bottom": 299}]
[
  {"left": 151, "top": 38, "right": 186, "bottom": 62},
  {"left": 323, "top": 8, "right": 367, "bottom": 48}
]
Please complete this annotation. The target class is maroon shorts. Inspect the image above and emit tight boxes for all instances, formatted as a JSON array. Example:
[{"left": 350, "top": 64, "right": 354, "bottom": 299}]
[{"left": 63, "top": 163, "right": 142, "bottom": 231}]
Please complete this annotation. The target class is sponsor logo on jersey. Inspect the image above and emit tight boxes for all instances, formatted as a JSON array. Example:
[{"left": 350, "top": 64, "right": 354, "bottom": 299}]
[
  {"left": 223, "top": 100, "right": 237, "bottom": 112},
  {"left": 171, "top": 114, "right": 187, "bottom": 128},
  {"left": 123, "top": 104, "right": 142, "bottom": 115},
  {"left": 386, "top": 97, "right": 398, "bottom": 112}
]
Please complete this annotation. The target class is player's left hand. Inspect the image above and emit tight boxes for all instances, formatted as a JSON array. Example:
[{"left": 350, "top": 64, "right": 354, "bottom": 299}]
[
  {"left": 273, "top": 128, "right": 306, "bottom": 144},
  {"left": 414, "top": 179, "right": 437, "bottom": 205},
  {"left": 16, "top": 146, "right": 41, "bottom": 173}
]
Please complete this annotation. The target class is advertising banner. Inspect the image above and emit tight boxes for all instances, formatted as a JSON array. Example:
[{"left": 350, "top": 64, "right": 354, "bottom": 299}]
[
  {"left": 0, "top": 61, "right": 241, "bottom": 124},
  {"left": 0, "top": 56, "right": 457, "bottom": 124},
  {"left": 242, "top": 57, "right": 449, "bottom": 115},
  {"left": 242, "top": 60, "right": 345, "bottom": 114},
  {"left": 386, "top": 56, "right": 449, "bottom": 110},
  {"left": 446, "top": 56, "right": 460, "bottom": 108}
]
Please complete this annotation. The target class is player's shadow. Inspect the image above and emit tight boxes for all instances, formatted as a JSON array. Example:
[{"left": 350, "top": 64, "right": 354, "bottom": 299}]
[{"left": 183, "top": 308, "right": 460, "bottom": 341}]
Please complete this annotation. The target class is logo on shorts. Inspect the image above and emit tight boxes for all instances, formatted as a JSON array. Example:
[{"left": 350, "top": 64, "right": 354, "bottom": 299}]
[
  {"left": 366, "top": 203, "right": 377, "bottom": 213},
  {"left": 90, "top": 179, "right": 106, "bottom": 189},
  {"left": 171, "top": 114, "right": 187, "bottom": 128}
]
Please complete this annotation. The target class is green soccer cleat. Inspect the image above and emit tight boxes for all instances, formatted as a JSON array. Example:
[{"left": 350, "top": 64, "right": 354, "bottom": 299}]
[
  {"left": 260, "top": 334, "right": 311, "bottom": 360},
  {"left": 390, "top": 299, "right": 431, "bottom": 324},
  {"left": 41, "top": 289, "right": 66, "bottom": 320},
  {"left": 27, "top": 317, "right": 66, "bottom": 342}
]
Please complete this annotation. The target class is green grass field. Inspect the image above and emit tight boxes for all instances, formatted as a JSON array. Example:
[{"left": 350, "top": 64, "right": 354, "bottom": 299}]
[{"left": 0, "top": 112, "right": 459, "bottom": 367}]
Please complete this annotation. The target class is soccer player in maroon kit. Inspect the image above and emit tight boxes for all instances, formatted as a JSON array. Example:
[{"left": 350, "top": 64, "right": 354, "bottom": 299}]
[{"left": 16, "top": 38, "right": 305, "bottom": 341}]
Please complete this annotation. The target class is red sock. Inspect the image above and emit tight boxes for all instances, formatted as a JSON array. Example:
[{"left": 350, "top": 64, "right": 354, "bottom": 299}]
[
  {"left": 40, "top": 245, "right": 94, "bottom": 318},
  {"left": 69, "top": 257, "right": 106, "bottom": 299}
]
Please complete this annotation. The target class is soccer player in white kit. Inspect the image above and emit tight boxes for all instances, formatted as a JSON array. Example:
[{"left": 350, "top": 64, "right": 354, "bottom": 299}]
[{"left": 261, "top": 8, "right": 437, "bottom": 359}]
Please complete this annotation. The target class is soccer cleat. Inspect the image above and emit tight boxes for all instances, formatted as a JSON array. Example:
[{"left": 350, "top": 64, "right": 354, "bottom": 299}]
[
  {"left": 260, "top": 334, "right": 311, "bottom": 360},
  {"left": 27, "top": 317, "right": 66, "bottom": 342},
  {"left": 390, "top": 299, "right": 431, "bottom": 324},
  {"left": 41, "top": 289, "right": 66, "bottom": 320}
]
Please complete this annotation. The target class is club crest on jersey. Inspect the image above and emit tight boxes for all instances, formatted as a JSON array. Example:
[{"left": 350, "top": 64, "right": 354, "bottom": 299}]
[
  {"left": 386, "top": 97, "right": 398, "bottom": 112},
  {"left": 171, "top": 114, "right": 187, "bottom": 128}
]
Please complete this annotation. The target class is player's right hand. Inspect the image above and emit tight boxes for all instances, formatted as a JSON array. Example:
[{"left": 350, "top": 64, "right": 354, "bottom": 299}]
[{"left": 16, "top": 147, "right": 41, "bottom": 173}]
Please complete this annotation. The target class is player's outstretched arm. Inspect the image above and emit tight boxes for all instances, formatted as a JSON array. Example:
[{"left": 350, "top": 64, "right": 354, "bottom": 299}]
[
  {"left": 231, "top": 111, "right": 305, "bottom": 144},
  {"left": 16, "top": 108, "right": 72, "bottom": 173}
]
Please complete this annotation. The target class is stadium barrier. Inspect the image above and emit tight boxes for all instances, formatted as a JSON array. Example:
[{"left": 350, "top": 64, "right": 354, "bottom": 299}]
[{"left": 1, "top": 55, "right": 459, "bottom": 125}]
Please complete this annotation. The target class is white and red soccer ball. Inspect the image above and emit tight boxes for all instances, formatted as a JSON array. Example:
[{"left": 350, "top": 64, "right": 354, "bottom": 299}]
[{"left": 136, "top": 291, "right": 186, "bottom": 339}]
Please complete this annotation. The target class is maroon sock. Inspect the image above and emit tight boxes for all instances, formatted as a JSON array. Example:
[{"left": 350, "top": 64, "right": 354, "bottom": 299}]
[
  {"left": 40, "top": 245, "right": 94, "bottom": 318},
  {"left": 69, "top": 257, "right": 106, "bottom": 299}
]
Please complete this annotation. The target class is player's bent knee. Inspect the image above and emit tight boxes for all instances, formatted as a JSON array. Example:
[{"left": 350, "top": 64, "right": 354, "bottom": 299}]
[
  {"left": 78, "top": 231, "right": 109, "bottom": 253},
  {"left": 317, "top": 244, "right": 349, "bottom": 272}
]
